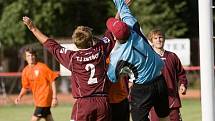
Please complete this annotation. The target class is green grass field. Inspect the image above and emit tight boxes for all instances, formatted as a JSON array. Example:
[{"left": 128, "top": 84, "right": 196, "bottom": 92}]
[
  {"left": 0, "top": 99, "right": 201, "bottom": 121},
  {"left": 181, "top": 99, "right": 201, "bottom": 121}
]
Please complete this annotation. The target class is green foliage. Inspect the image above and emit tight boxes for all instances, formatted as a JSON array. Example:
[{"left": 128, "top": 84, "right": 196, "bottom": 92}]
[
  {"left": 0, "top": 0, "right": 26, "bottom": 47},
  {"left": 0, "top": 0, "right": 111, "bottom": 72},
  {"left": 130, "top": 0, "right": 189, "bottom": 38},
  {"left": 58, "top": 0, "right": 110, "bottom": 36},
  {"left": 0, "top": 0, "right": 63, "bottom": 47},
  {"left": 0, "top": 0, "right": 196, "bottom": 48},
  {"left": 0, "top": 0, "right": 111, "bottom": 49},
  {"left": 181, "top": 99, "right": 201, "bottom": 121}
]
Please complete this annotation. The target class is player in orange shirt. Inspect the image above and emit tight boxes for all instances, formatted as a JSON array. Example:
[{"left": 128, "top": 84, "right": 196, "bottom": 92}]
[
  {"left": 15, "top": 48, "right": 59, "bottom": 121},
  {"left": 108, "top": 75, "right": 130, "bottom": 121},
  {"left": 106, "top": 56, "right": 130, "bottom": 121}
]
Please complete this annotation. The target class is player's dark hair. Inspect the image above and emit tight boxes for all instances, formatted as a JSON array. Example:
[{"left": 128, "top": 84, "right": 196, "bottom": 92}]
[
  {"left": 23, "top": 47, "right": 37, "bottom": 60},
  {"left": 72, "top": 26, "right": 93, "bottom": 49}
]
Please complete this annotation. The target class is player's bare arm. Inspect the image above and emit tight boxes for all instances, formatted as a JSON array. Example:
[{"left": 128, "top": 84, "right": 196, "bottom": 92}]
[
  {"left": 14, "top": 88, "right": 28, "bottom": 104},
  {"left": 23, "top": 16, "right": 48, "bottom": 44},
  {"left": 51, "top": 81, "right": 58, "bottom": 107}
]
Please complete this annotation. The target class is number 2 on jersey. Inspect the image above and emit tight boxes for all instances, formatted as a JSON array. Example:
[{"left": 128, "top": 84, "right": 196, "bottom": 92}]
[{"left": 85, "top": 64, "right": 98, "bottom": 84}]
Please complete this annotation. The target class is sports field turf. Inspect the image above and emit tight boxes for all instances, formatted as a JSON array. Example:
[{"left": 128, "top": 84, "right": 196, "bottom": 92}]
[{"left": 0, "top": 99, "right": 201, "bottom": 121}]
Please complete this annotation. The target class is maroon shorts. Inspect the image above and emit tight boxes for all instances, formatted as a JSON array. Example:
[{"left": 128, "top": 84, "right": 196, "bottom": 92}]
[
  {"left": 150, "top": 107, "right": 182, "bottom": 121},
  {"left": 71, "top": 96, "right": 110, "bottom": 121}
]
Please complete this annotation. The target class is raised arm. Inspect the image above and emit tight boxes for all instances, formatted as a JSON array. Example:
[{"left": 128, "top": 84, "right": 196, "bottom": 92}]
[
  {"left": 23, "top": 16, "right": 48, "bottom": 44},
  {"left": 114, "top": 0, "right": 132, "bottom": 20},
  {"left": 113, "top": 0, "right": 137, "bottom": 28},
  {"left": 23, "top": 16, "right": 79, "bottom": 49},
  {"left": 113, "top": 0, "right": 149, "bottom": 43}
]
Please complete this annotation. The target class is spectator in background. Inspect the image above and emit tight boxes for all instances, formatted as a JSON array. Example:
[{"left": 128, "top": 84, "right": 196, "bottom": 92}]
[
  {"left": 148, "top": 28, "right": 188, "bottom": 121},
  {"left": 107, "top": 56, "right": 130, "bottom": 121},
  {"left": 15, "top": 47, "right": 59, "bottom": 121},
  {"left": 108, "top": 75, "right": 130, "bottom": 121}
]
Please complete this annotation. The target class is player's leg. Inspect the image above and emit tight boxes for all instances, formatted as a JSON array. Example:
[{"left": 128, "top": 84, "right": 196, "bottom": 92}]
[
  {"left": 110, "top": 98, "right": 129, "bottom": 121},
  {"left": 31, "top": 115, "right": 40, "bottom": 121},
  {"left": 33, "top": 107, "right": 52, "bottom": 121},
  {"left": 94, "top": 97, "right": 111, "bottom": 121},
  {"left": 32, "top": 107, "right": 42, "bottom": 121},
  {"left": 130, "top": 83, "right": 154, "bottom": 121},
  {"left": 149, "top": 107, "right": 160, "bottom": 121},
  {"left": 160, "top": 117, "right": 169, "bottom": 121},
  {"left": 71, "top": 97, "right": 110, "bottom": 121},
  {"left": 71, "top": 98, "right": 92, "bottom": 121},
  {"left": 169, "top": 108, "right": 182, "bottom": 121},
  {"left": 45, "top": 114, "right": 54, "bottom": 121},
  {"left": 153, "top": 76, "right": 170, "bottom": 121}
]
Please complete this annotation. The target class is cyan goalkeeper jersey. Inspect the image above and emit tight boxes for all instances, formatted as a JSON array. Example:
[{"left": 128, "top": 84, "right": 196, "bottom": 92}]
[{"left": 106, "top": 0, "right": 164, "bottom": 84}]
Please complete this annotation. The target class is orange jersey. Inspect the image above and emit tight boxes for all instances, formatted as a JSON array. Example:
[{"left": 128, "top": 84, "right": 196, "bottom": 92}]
[
  {"left": 22, "top": 62, "right": 58, "bottom": 107},
  {"left": 108, "top": 76, "right": 129, "bottom": 103},
  {"left": 106, "top": 56, "right": 129, "bottom": 103}
]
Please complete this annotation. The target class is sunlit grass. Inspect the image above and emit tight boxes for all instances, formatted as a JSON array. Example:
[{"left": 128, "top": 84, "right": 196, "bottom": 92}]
[{"left": 0, "top": 99, "right": 201, "bottom": 121}]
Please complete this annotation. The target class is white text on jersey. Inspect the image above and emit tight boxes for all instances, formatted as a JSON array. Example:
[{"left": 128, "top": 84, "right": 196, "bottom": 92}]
[{"left": 76, "top": 52, "right": 99, "bottom": 62}]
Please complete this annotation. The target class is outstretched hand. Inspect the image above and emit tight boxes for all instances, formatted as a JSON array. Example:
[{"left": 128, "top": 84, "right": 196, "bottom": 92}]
[
  {"left": 23, "top": 16, "right": 35, "bottom": 31},
  {"left": 22, "top": 16, "right": 48, "bottom": 44}
]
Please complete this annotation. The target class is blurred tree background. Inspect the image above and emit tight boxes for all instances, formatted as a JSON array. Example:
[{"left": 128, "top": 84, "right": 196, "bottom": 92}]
[
  {"left": 0, "top": 0, "right": 200, "bottom": 72},
  {"left": 130, "top": 0, "right": 198, "bottom": 38}
]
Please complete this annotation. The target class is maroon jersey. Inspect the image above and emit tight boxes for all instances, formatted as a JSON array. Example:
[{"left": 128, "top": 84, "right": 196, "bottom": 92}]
[
  {"left": 43, "top": 31, "right": 114, "bottom": 98},
  {"left": 161, "top": 50, "right": 188, "bottom": 108}
]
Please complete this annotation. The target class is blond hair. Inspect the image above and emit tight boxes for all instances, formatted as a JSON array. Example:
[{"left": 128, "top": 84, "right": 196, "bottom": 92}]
[
  {"left": 72, "top": 26, "right": 93, "bottom": 49},
  {"left": 147, "top": 28, "right": 165, "bottom": 42}
]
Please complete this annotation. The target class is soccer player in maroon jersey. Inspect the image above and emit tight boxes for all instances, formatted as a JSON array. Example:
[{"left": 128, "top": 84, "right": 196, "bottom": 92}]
[
  {"left": 22, "top": 17, "right": 115, "bottom": 121},
  {"left": 148, "top": 28, "right": 188, "bottom": 121}
]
